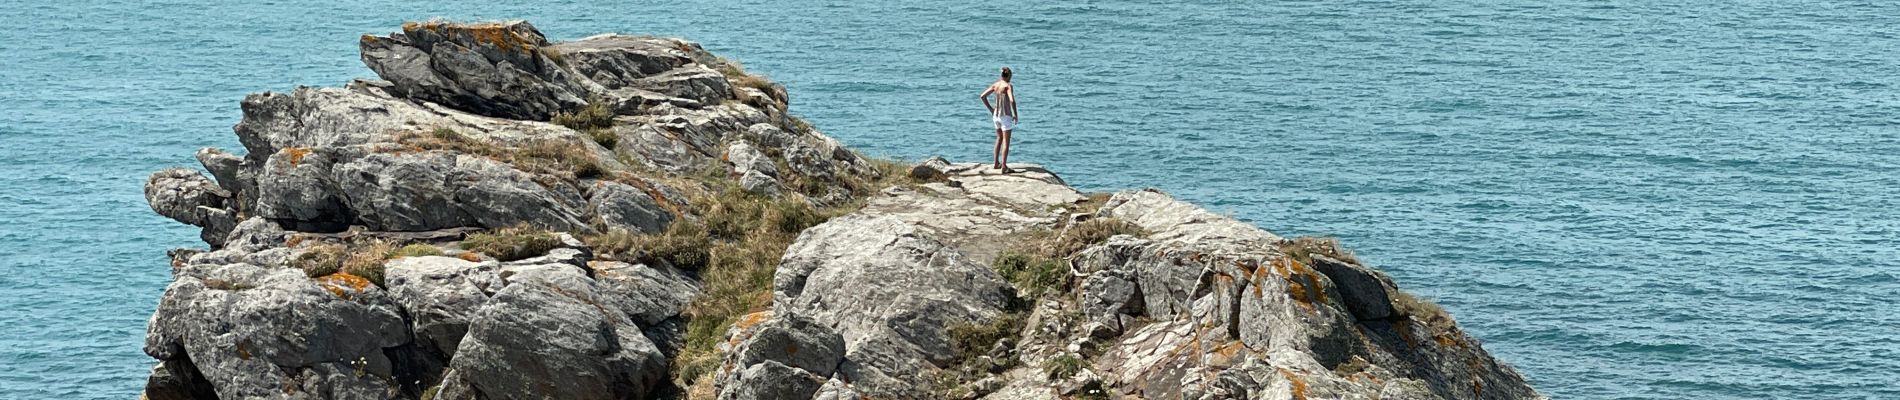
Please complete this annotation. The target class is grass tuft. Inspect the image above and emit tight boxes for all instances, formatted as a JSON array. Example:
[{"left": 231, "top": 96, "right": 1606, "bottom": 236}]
[
  {"left": 1044, "top": 352, "right": 1085, "bottom": 380},
  {"left": 462, "top": 226, "right": 563, "bottom": 261},
  {"left": 342, "top": 240, "right": 395, "bottom": 287},
  {"left": 292, "top": 244, "right": 345, "bottom": 278},
  {"left": 992, "top": 252, "right": 1067, "bottom": 299},
  {"left": 552, "top": 96, "right": 615, "bottom": 131},
  {"left": 1278, "top": 236, "right": 1361, "bottom": 266}
]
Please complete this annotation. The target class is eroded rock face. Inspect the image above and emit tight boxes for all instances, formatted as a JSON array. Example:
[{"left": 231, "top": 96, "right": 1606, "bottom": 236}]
[
  {"left": 441, "top": 263, "right": 668, "bottom": 400},
  {"left": 360, "top": 20, "right": 591, "bottom": 121},
  {"left": 143, "top": 263, "right": 409, "bottom": 399}
]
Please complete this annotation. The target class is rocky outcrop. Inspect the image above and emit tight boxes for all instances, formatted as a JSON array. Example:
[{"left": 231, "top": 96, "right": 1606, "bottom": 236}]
[{"left": 140, "top": 19, "right": 1540, "bottom": 400}]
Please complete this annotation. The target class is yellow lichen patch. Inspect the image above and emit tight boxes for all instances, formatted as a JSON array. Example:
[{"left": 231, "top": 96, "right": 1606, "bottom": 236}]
[
  {"left": 455, "top": 252, "right": 483, "bottom": 262},
  {"left": 283, "top": 147, "right": 313, "bottom": 166},
  {"left": 360, "top": 34, "right": 378, "bottom": 44},
  {"left": 1278, "top": 368, "right": 1309, "bottom": 400},
  {"left": 285, "top": 234, "right": 306, "bottom": 248},
  {"left": 317, "top": 273, "right": 372, "bottom": 300}
]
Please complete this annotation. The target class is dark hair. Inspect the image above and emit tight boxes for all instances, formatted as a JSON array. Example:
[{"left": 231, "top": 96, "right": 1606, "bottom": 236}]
[{"left": 1001, "top": 66, "right": 1012, "bottom": 80}]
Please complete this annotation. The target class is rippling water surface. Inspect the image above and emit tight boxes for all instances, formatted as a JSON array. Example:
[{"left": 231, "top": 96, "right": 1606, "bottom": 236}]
[{"left": 4, "top": 1, "right": 1897, "bottom": 398}]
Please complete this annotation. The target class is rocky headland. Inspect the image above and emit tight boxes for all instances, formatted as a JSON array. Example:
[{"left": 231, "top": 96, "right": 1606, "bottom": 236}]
[{"left": 140, "top": 20, "right": 1543, "bottom": 400}]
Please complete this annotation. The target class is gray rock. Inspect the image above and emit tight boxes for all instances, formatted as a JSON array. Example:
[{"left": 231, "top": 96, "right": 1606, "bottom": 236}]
[
  {"left": 591, "top": 261, "right": 699, "bottom": 326},
  {"left": 720, "top": 312, "right": 846, "bottom": 380},
  {"left": 140, "top": 359, "right": 215, "bottom": 400},
  {"left": 717, "top": 360, "right": 827, "bottom": 400},
  {"left": 726, "top": 140, "right": 779, "bottom": 178},
  {"left": 592, "top": 180, "right": 684, "bottom": 233},
  {"left": 383, "top": 256, "right": 500, "bottom": 359},
  {"left": 332, "top": 151, "right": 478, "bottom": 231},
  {"left": 447, "top": 263, "right": 667, "bottom": 400},
  {"left": 142, "top": 263, "right": 408, "bottom": 399},
  {"left": 1308, "top": 254, "right": 1397, "bottom": 321},
  {"left": 635, "top": 63, "right": 732, "bottom": 107},
  {"left": 252, "top": 147, "right": 352, "bottom": 231},
  {"left": 1079, "top": 268, "right": 1142, "bottom": 335},
  {"left": 194, "top": 147, "right": 250, "bottom": 199},
  {"left": 144, "top": 168, "right": 235, "bottom": 246},
  {"left": 360, "top": 20, "right": 591, "bottom": 120},
  {"left": 552, "top": 34, "right": 706, "bottom": 89},
  {"left": 773, "top": 214, "right": 1014, "bottom": 396},
  {"left": 446, "top": 154, "right": 591, "bottom": 231},
  {"left": 908, "top": 156, "right": 951, "bottom": 181}
]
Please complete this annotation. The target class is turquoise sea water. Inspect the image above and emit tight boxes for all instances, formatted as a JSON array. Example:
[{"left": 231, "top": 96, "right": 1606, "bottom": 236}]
[{"left": 3, "top": 1, "right": 1897, "bottom": 398}]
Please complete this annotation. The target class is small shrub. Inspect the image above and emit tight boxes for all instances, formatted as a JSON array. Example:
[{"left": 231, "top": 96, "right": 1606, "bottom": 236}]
[
  {"left": 585, "top": 127, "right": 618, "bottom": 148},
  {"left": 714, "top": 60, "right": 774, "bottom": 93},
  {"left": 1044, "top": 352, "right": 1085, "bottom": 380},
  {"left": 551, "top": 96, "right": 614, "bottom": 131},
  {"left": 1392, "top": 290, "right": 1454, "bottom": 330},
  {"left": 947, "top": 312, "right": 1024, "bottom": 365},
  {"left": 993, "top": 252, "right": 1067, "bottom": 299},
  {"left": 342, "top": 241, "right": 395, "bottom": 287},
  {"left": 390, "top": 243, "right": 443, "bottom": 258},
  {"left": 514, "top": 139, "right": 605, "bottom": 179},
  {"left": 462, "top": 226, "right": 563, "bottom": 261},
  {"left": 292, "top": 244, "right": 345, "bottom": 278}
]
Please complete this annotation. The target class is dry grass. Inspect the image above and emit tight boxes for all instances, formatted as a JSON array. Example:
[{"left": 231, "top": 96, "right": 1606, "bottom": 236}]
[
  {"left": 557, "top": 99, "right": 611, "bottom": 125},
  {"left": 390, "top": 243, "right": 444, "bottom": 258},
  {"left": 1278, "top": 236, "right": 1362, "bottom": 266},
  {"left": 343, "top": 240, "right": 396, "bottom": 287},
  {"left": 1392, "top": 290, "right": 1455, "bottom": 331},
  {"left": 993, "top": 252, "right": 1066, "bottom": 299},
  {"left": 461, "top": 226, "right": 563, "bottom": 261},
  {"left": 1044, "top": 352, "right": 1085, "bottom": 380},
  {"left": 292, "top": 244, "right": 345, "bottom": 278}
]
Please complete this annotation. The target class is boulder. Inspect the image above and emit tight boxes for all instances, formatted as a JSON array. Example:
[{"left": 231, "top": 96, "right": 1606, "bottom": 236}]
[
  {"left": 714, "top": 312, "right": 845, "bottom": 400},
  {"left": 907, "top": 156, "right": 951, "bottom": 181},
  {"left": 551, "top": 35, "right": 709, "bottom": 90},
  {"left": 1308, "top": 254, "right": 1398, "bottom": 321},
  {"left": 383, "top": 256, "right": 501, "bottom": 359},
  {"left": 144, "top": 168, "right": 235, "bottom": 245},
  {"left": 445, "top": 263, "right": 667, "bottom": 400},
  {"left": 142, "top": 263, "right": 409, "bottom": 399},
  {"left": 772, "top": 214, "right": 1014, "bottom": 396},
  {"left": 360, "top": 20, "right": 592, "bottom": 120}
]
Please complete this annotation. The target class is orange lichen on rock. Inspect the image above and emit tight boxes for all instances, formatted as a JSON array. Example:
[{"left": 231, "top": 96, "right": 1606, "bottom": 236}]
[
  {"left": 283, "top": 147, "right": 312, "bottom": 166},
  {"left": 317, "top": 273, "right": 372, "bottom": 300},
  {"left": 236, "top": 341, "right": 252, "bottom": 360},
  {"left": 455, "top": 252, "right": 484, "bottom": 262},
  {"left": 1279, "top": 368, "right": 1310, "bottom": 400}
]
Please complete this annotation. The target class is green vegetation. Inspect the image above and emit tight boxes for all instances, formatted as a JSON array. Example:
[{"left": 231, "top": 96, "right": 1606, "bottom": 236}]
[
  {"left": 342, "top": 240, "right": 395, "bottom": 287},
  {"left": 292, "top": 244, "right": 345, "bottom": 278},
  {"left": 552, "top": 96, "right": 617, "bottom": 148},
  {"left": 1044, "top": 352, "right": 1085, "bottom": 380},
  {"left": 947, "top": 312, "right": 1024, "bottom": 366},
  {"left": 462, "top": 226, "right": 563, "bottom": 261},
  {"left": 993, "top": 252, "right": 1067, "bottom": 299}
]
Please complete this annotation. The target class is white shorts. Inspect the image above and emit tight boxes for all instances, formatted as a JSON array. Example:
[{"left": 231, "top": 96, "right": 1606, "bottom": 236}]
[{"left": 993, "top": 115, "right": 1016, "bottom": 131}]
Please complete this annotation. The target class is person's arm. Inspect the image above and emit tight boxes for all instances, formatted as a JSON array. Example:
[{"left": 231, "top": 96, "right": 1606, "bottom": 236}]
[
  {"left": 1008, "top": 86, "right": 1020, "bottom": 121},
  {"left": 979, "top": 85, "right": 997, "bottom": 115}
]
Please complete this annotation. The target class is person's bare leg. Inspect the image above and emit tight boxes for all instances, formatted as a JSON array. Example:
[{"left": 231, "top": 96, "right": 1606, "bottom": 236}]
[
  {"left": 992, "top": 127, "right": 1004, "bottom": 170},
  {"left": 999, "top": 129, "right": 1014, "bottom": 173}
]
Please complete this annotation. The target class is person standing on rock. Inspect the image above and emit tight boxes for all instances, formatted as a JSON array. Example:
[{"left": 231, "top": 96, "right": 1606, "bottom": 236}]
[{"left": 980, "top": 66, "right": 1020, "bottom": 173}]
